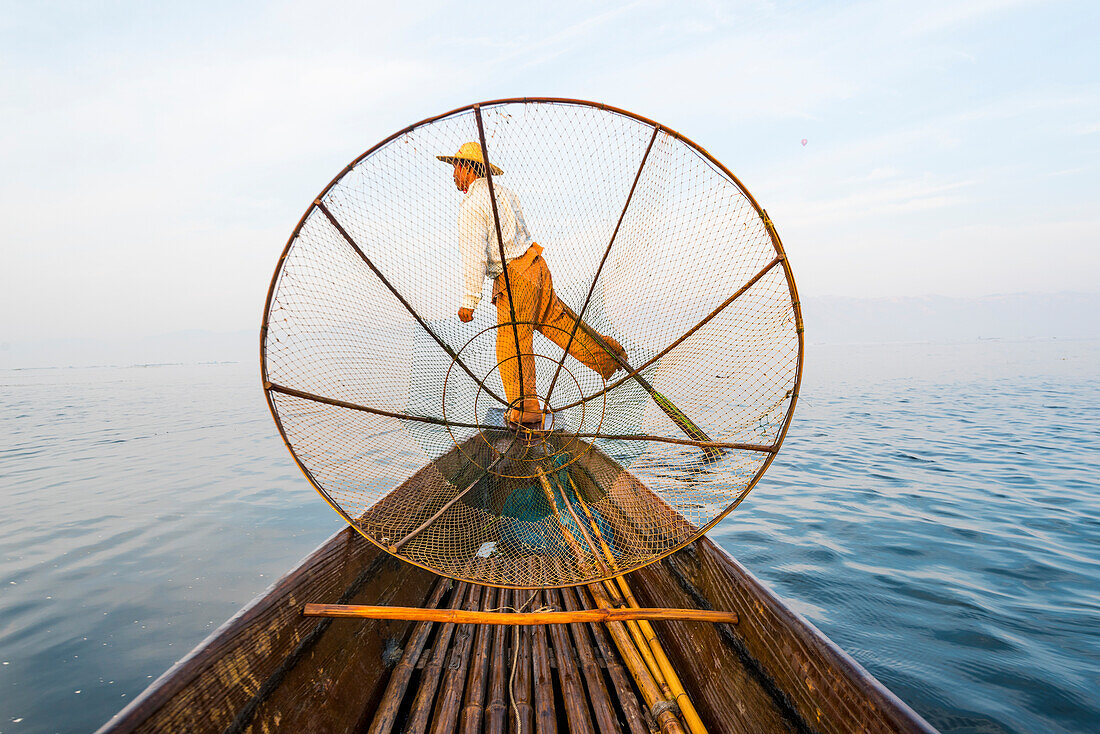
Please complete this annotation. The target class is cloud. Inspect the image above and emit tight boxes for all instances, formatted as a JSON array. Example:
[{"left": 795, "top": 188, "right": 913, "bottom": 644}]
[
  {"left": 904, "top": 0, "right": 1042, "bottom": 35},
  {"left": 1, "top": 5, "right": 465, "bottom": 342},
  {"left": 492, "top": 1, "right": 654, "bottom": 71},
  {"left": 785, "top": 175, "right": 976, "bottom": 227},
  {"left": 787, "top": 215, "right": 1100, "bottom": 299}
]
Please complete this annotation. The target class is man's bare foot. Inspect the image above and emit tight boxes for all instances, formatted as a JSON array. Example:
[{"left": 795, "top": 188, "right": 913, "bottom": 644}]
[{"left": 505, "top": 407, "right": 545, "bottom": 427}]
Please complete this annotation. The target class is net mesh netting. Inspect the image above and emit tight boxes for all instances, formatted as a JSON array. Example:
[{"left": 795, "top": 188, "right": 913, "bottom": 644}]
[{"left": 262, "top": 99, "right": 803, "bottom": 588}]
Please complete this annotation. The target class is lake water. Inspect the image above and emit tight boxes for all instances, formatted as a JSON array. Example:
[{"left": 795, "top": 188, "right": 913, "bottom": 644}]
[{"left": 1, "top": 339, "right": 1097, "bottom": 733}]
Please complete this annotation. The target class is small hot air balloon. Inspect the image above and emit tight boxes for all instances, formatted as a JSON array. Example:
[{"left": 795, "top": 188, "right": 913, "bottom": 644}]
[{"left": 801, "top": 138, "right": 808, "bottom": 147}]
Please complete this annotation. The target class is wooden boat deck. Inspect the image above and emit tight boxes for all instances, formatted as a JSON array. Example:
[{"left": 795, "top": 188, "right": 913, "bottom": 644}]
[
  {"left": 96, "top": 524, "right": 935, "bottom": 733},
  {"left": 96, "top": 438, "right": 936, "bottom": 733},
  {"left": 363, "top": 580, "right": 654, "bottom": 734}
]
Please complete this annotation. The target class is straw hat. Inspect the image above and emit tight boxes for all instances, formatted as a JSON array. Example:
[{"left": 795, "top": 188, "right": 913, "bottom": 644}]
[{"left": 436, "top": 141, "right": 503, "bottom": 176}]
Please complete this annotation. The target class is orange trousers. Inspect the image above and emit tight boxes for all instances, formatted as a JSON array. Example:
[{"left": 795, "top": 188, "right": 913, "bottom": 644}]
[{"left": 492, "top": 244, "right": 626, "bottom": 423}]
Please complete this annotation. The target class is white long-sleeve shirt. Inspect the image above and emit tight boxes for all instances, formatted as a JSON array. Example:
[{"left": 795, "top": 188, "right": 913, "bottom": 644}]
[{"left": 458, "top": 178, "right": 534, "bottom": 310}]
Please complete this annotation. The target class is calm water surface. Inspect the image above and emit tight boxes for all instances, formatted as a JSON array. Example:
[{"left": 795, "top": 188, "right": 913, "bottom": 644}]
[{"left": 1, "top": 340, "right": 1097, "bottom": 733}]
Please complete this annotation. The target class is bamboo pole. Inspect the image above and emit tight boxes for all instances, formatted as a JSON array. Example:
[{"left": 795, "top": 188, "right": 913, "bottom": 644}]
[
  {"left": 486, "top": 596, "right": 510, "bottom": 734},
  {"left": 571, "top": 432, "right": 774, "bottom": 453},
  {"left": 600, "top": 578, "right": 676, "bottom": 705},
  {"left": 544, "top": 124, "right": 660, "bottom": 405},
  {"left": 266, "top": 382, "right": 490, "bottom": 431},
  {"left": 567, "top": 320, "right": 721, "bottom": 459},
  {"left": 550, "top": 254, "right": 785, "bottom": 415},
  {"left": 392, "top": 454, "right": 506, "bottom": 552},
  {"left": 585, "top": 583, "right": 685, "bottom": 734},
  {"left": 511, "top": 589, "right": 535, "bottom": 734},
  {"left": 430, "top": 585, "right": 484, "bottom": 734},
  {"left": 303, "top": 604, "right": 737, "bottom": 625},
  {"left": 546, "top": 591, "right": 596, "bottom": 734},
  {"left": 531, "top": 590, "right": 557, "bottom": 734},
  {"left": 570, "top": 475, "right": 708, "bottom": 734},
  {"left": 536, "top": 470, "right": 605, "bottom": 576},
  {"left": 534, "top": 459, "right": 680, "bottom": 734},
  {"left": 311, "top": 199, "right": 509, "bottom": 408},
  {"left": 555, "top": 588, "right": 622, "bottom": 734},
  {"left": 461, "top": 586, "right": 497, "bottom": 734},
  {"left": 614, "top": 576, "right": 708, "bottom": 734},
  {"left": 566, "top": 586, "right": 649, "bottom": 734},
  {"left": 366, "top": 576, "right": 451, "bottom": 734},
  {"left": 474, "top": 105, "right": 526, "bottom": 413},
  {"left": 405, "top": 583, "right": 470, "bottom": 734}
]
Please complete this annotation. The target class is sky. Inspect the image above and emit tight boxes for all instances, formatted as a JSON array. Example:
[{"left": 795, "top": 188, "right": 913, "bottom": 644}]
[{"left": 1, "top": 0, "right": 1097, "bottom": 344}]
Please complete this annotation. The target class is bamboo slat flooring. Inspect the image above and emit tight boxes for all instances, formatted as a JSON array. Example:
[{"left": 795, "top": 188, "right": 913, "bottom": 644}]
[{"left": 364, "top": 581, "right": 676, "bottom": 733}]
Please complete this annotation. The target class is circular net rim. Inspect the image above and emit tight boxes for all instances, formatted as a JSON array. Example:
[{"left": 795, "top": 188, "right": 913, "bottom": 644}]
[{"left": 260, "top": 97, "right": 805, "bottom": 589}]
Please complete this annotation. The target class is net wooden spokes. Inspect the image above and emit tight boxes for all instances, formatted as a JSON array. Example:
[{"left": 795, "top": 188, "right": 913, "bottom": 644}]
[{"left": 261, "top": 98, "right": 804, "bottom": 589}]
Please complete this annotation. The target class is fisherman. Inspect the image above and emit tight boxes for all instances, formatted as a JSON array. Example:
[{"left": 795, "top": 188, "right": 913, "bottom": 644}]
[{"left": 438, "top": 142, "right": 628, "bottom": 428}]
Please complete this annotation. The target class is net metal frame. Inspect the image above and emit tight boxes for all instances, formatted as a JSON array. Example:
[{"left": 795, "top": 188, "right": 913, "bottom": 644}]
[{"left": 261, "top": 98, "right": 804, "bottom": 589}]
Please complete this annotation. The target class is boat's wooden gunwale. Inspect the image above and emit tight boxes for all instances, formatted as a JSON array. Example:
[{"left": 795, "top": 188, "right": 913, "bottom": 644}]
[{"left": 635, "top": 536, "right": 936, "bottom": 734}]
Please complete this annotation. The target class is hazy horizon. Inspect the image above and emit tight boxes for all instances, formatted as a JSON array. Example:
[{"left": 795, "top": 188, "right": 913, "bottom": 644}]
[{"left": 3, "top": 290, "right": 1095, "bottom": 370}]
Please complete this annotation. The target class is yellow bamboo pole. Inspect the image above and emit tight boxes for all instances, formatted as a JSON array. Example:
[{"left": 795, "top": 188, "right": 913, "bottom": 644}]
[
  {"left": 615, "top": 576, "right": 708, "bottom": 734},
  {"left": 535, "top": 467, "right": 685, "bottom": 734},
  {"left": 569, "top": 475, "right": 709, "bottom": 734},
  {"left": 601, "top": 578, "right": 676, "bottom": 701},
  {"left": 303, "top": 604, "right": 738, "bottom": 625},
  {"left": 536, "top": 471, "right": 608, "bottom": 578},
  {"left": 585, "top": 583, "right": 686, "bottom": 734}
]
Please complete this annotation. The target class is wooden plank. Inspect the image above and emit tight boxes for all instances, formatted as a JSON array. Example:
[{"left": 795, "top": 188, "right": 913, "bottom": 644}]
[
  {"left": 531, "top": 590, "right": 557, "bottom": 734},
  {"left": 557, "top": 587, "right": 622, "bottom": 734},
  {"left": 511, "top": 588, "right": 536, "bottom": 733},
  {"left": 405, "top": 583, "right": 470, "bottom": 734},
  {"left": 304, "top": 605, "right": 740, "bottom": 625},
  {"left": 368, "top": 576, "right": 451, "bottom": 734},
  {"left": 546, "top": 591, "right": 596, "bottom": 734},
  {"left": 430, "top": 585, "right": 483, "bottom": 733},
  {"left": 461, "top": 586, "right": 497, "bottom": 733}
]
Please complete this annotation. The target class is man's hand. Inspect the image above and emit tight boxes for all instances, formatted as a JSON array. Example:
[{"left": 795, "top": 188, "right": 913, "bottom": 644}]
[{"left": 458, "top": 307, "right": 474, "bottom": 323}]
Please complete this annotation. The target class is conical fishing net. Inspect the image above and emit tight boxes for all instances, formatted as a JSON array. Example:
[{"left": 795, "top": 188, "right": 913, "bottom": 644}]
[{"left": 262, "top": 99, "right": 803, "bottom": 588}]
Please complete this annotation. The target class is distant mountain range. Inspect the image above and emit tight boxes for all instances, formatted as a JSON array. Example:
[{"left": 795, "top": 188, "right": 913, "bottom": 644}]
[{"left": 2, "top": 292, "right": 1096, "bottom": 369}]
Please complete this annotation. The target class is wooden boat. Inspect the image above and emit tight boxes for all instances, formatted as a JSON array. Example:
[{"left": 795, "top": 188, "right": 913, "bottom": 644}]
[{"left": 97, "top": 441, "right": 937, "bottom": 734}]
